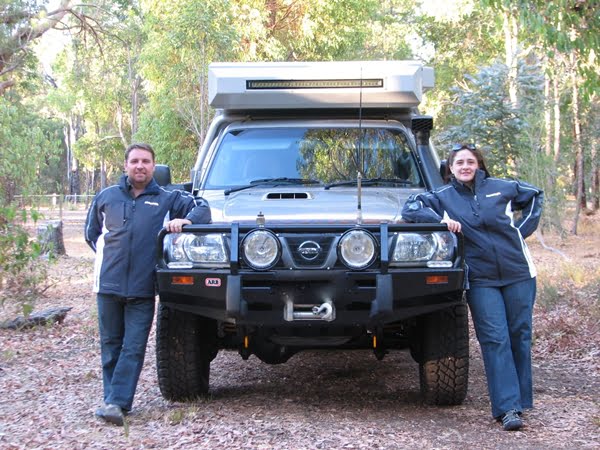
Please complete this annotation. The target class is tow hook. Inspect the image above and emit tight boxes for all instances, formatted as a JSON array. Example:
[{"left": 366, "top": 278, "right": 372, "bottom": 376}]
[{"left": 312, "top": 302, "right": 333, "bottom": 320}]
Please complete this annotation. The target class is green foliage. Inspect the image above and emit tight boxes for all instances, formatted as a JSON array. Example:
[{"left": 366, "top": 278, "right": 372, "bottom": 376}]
[
  {"left": 73, "top": 132, "right": 124, "bottom": 184},
  {"left": 482, "top": 0, "right": 600, "bottom": 99},
  {"left": 0, "top": 97, "right": 63, "bottom": 202},
  {"left": 435, "top": 59, "right": 545, "bottom": 178},
  {"left": 134, "top": 0, "right": 239, "bottom": 175},
  {"left": 0, "top": 205, "right": 50, "bottom": 316},
  {"left": 0, "top": 1, "right": 43, "bottom": 62},
  {"left": 2, "top": 0, "right": 596, "bottom": 223},
  {"left": 134, "top": 0, "right": 391, "bottom": 175},
  {"left": 283, "top": 0, "right": 381, "bottom": 61},
  {"left": 135, "top": 105, "right": 198, "bottom": 180}
]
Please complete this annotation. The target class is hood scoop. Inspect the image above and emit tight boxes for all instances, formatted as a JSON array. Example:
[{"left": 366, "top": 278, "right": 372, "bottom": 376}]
[{"left": 265, "top": 192, "right": 311, "bottom": 200}]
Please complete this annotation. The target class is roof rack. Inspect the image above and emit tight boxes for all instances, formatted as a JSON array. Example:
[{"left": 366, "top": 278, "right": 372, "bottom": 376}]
[{"left": 208, "top": 61, "right": 434, "bottom": 111}]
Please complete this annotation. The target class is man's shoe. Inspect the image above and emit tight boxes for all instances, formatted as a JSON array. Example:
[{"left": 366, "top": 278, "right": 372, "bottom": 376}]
[
  {"left": 500, "top": 409, "right": 523, "bottom": 431},
  {"left": 95, "top": 403, "right": 124, "bottom": 426}
]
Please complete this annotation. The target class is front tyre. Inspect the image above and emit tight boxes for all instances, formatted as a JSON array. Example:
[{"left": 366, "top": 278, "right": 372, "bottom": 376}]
[
  {"left": 156, "top": 304, "right": 218, "bottom": 401},
  {"left": 417, "top": 303, "right": 469, "bottom": 406}
]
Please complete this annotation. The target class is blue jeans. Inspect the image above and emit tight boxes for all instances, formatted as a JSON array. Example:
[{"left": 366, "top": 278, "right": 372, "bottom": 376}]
[
  {"left": 97, "top": 294, "right": 155, "bottom": 411},
  {"left": 467, "top": 277, "right": 536, "bottom": 419}
]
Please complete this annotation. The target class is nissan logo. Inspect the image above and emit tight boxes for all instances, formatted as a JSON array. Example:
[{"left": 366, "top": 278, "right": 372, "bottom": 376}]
[{"left": 298, "top": 241, "right": 321, "bottom": 261}]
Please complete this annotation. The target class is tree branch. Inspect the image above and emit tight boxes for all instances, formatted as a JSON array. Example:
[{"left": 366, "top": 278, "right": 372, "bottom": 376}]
[
  {"left": 0, "top": 79, "right": 16, "bottom": 95},
  {"left": 534, "top": 230, "right": 570, "bottom": 260}
]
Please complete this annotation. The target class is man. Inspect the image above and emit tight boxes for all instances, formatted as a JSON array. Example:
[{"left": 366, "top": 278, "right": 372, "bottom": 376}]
[{"left": 84, "top": 143, "right": 210, "bottom": 426}]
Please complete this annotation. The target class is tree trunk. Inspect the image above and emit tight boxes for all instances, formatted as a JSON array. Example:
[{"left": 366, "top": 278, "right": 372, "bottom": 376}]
[
  {"left": 503, "top": 10, "right": 519, "bottom": 108},
  {"left": 116, "top": 103, "right": 128, "bottom": 149},
  {"left": 199, "top": 40, "right": 206, "bottom": 145},
  {"left": 68, "top": 114, "right": 85, "bottom": 196},
  {"left": 544, "top": 73, "right": 552, "bottom": 157},
  {"left": 553, "top": 76, "right": 561, "bottom": 162},
  {"left": 37, "top": 220, "right": 66, "bottom": 255},
  {"left": 543, "top": 69, "right": 556, "bottom": 190},
  {"left": 570, "top": 53, "right": 585, "bottom": 234},
  {"left": 100, "top": 155, "right": 107, "bottom": 191},
  {"left": 591, "top": 140, "right": 599, "bottom": 211},
  {"left": 128, "top": 46, "right": 141, "bottom": 136}
]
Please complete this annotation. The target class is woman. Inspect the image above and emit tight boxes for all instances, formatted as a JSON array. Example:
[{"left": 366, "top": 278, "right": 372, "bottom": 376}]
[{"left": 401, "top": 144, "right": 543, "bottom": 431}]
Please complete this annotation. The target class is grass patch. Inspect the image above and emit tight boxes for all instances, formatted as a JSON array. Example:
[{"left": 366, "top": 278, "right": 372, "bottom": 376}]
[{"left": 165, "top": 405, "right": 203, "bottom": 425}]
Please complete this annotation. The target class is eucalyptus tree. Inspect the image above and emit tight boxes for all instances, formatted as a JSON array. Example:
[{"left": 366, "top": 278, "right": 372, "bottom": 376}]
[
  {"left": 0, "top": 73, "right": 63, "bottom": 313},
  {"left": 436, "top": 59, "right": 545, "bottom": 173},
  {"left": 0, "top": 0, "right": 113, "bottom": 95},
  {"left": 134, "top": 0, "right": 238, "bottom": 178},
  {"left": 483, "top": 0, "right": 600, "bottom": 231},
  {"left": 400, "top": 1, "right": 505, "bottom": 133},
  {"left": 47, "top": 1, "right": 147, "bottom": 192},
  {"left": 234, "top": 0, "right": 381, "bottom": 61}
]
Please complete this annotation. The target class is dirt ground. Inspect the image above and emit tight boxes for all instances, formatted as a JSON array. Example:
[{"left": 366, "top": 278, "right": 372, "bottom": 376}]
[{"left": 0, "top": 208, "right": 598, "bottom": 449}]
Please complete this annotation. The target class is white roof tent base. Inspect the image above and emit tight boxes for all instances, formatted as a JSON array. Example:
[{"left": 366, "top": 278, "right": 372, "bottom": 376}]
[{"left": 208, "top": 61, "right": 434, "bottom": 111}]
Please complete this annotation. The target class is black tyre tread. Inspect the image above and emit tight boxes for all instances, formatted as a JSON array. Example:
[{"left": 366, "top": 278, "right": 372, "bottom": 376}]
[
  {"left": 155, "top": 304, "right": 217, "bottom": 402},
  {"left": 418, "top": 304, "right": 469, "bottom": 406}
]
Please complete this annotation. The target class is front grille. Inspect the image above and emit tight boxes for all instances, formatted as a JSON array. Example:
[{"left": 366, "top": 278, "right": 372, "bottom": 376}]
[{"left": 285, "top": 234, "right": 336, "bottom": 267}]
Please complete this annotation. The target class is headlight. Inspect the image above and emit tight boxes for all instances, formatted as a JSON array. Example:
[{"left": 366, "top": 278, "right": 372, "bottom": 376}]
[
  {"left": 391, "top": 232, "right": 455, "bottom": 267},
  {"left": 338, "top": 229, "right": 377, "bottom": 270},
  {"left": 165, "top": 233, "right": 228, "bottom": 268},
  {"left": 242, "top": 229, "right": 281, "bottom": 270}
]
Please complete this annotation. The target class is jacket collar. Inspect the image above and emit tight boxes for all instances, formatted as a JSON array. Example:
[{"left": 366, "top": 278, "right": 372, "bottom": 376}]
[
  {"left": 119, "top": 174, "right": 161, "bottom": 196},
  {"left": 451, "top": 169, "right": 488, "bottom": 193}
]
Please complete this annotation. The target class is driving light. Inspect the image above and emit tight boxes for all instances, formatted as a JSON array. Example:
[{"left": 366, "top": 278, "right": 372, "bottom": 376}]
[
  {"left": 338, "top": 229, "right": 377, "bottom": 270},
  {"left": 242, "top": 229, "right": 281, "bottom": 270}
]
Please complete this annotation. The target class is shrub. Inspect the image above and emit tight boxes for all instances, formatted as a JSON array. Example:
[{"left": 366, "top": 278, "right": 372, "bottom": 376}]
[{"left": 0, "top": 205, "right": 51, "bottom": 316}]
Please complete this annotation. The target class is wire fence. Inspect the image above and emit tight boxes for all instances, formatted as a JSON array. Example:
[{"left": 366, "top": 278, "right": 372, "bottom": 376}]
[{"left": 13, "top": 194, "right": 95, "bottom": 210}]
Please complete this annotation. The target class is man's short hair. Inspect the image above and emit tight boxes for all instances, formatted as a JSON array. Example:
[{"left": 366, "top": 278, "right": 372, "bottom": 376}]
[{"left": 125, "top": 143, "right": 155, "bottom": 162}]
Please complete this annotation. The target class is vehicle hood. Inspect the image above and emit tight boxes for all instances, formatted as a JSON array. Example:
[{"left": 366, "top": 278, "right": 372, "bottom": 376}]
[{"left": 200, "top": 186, "right": 420, "bottom": 225}]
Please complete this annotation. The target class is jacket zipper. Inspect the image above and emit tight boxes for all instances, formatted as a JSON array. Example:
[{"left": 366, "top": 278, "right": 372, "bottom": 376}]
[{"left": 125, "top": 197, "right": 136, "bottom": 296}]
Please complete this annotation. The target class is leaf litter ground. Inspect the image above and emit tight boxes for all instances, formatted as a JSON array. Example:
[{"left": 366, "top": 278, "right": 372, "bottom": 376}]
[{"left": 0, "top": 209, "right": 598, "bottom": 449}]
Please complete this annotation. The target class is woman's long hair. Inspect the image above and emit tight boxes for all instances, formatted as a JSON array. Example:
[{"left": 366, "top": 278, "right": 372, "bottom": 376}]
[{"left": 443, "top": 147, "right": 491, "bottom": 183}]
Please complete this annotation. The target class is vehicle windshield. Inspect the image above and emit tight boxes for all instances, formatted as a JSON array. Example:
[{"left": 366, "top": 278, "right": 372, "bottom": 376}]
[{"left": 204, "top": 126, "right": 424, "bottom": 189}]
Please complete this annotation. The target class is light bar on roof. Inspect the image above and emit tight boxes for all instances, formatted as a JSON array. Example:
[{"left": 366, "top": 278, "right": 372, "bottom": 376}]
[
  {"left": 246, "top": 79, "right": 384, "bottom": 90},
  {"left": 208, "top": 60, "right": 434, "bottom": 110}
]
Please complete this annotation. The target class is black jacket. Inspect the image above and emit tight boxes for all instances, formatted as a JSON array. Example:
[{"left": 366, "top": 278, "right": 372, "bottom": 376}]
[
  {"left": 84, "top": 175, "right": 211, "bottom": 297},
  {"left": 401, "top": 169, "right": 543, "bottom": 287}
]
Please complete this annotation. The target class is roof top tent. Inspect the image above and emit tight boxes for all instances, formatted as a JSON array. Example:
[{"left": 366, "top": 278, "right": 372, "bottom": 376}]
[{"left": 207, "top": 60, "right": 434, "bottom": 111}]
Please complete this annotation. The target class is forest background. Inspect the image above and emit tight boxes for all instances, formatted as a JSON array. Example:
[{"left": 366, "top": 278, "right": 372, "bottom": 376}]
[{"left": 0, "top": 0, "right": 598, "bottom": 313}]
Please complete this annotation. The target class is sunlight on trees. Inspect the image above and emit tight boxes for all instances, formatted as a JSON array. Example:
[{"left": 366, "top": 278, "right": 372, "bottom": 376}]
[{"left": 0, "top": 0, "right": 598, "bottom": 228}]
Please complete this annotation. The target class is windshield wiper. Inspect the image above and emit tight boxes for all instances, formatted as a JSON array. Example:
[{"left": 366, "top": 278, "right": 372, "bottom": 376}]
[
  {"left": 324, "top": 177, "right": 413, "bottom": 190},
  {"left": 224, "top": 178, "right": 321, "bottom": 195}
]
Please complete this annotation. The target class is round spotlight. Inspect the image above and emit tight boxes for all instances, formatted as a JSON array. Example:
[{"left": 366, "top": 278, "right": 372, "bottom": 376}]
[
  {"left": 242, "top": 229, "right": 281, "bottom": 270},
  {"left": 338, "top": 229, "right": 377, "bottom": 270}
]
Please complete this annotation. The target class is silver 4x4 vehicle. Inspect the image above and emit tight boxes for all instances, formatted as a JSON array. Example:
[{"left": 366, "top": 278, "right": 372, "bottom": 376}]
[{"left": 154, "top": 61, "right": 468, "bottom": 406}]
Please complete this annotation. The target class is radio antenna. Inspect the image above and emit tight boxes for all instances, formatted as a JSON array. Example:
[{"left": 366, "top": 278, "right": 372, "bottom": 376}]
[{"left": 356, "top": 66, "right": 363, "bottom": 225}]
